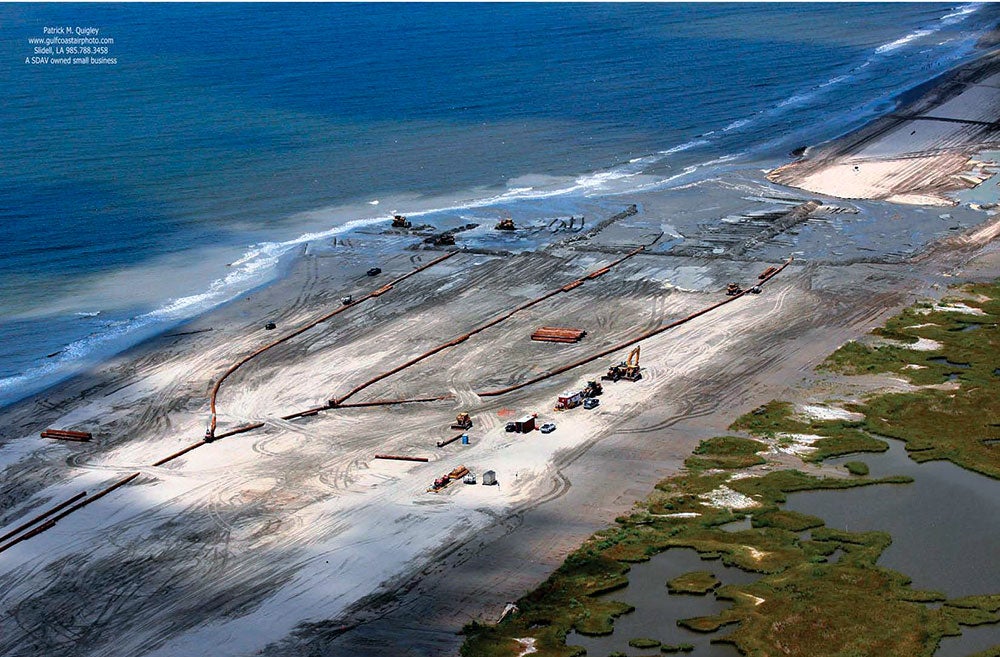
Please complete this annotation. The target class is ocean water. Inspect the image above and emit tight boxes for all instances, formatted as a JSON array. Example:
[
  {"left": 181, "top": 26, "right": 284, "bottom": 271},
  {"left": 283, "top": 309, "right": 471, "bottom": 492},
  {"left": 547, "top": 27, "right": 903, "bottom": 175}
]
[{"left": 0, "top": 2, "right": 996, "bottom": 407}]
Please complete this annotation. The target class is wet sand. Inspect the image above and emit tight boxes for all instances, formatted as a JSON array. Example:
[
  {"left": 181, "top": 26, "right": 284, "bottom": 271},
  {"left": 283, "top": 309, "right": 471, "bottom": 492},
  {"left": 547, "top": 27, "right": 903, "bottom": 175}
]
[{"left": 1, "top": 59, "right": 1000, "bottom": 657}]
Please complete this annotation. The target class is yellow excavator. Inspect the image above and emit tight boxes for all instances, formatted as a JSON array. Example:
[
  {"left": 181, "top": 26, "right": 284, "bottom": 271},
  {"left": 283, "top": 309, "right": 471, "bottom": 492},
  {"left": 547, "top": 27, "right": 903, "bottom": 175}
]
[
  {"left": 602, "top": 346, "right": 643, "bottom": 382},
  {"left": 392, "top": 214, "right": 412, "bottom": 228}
]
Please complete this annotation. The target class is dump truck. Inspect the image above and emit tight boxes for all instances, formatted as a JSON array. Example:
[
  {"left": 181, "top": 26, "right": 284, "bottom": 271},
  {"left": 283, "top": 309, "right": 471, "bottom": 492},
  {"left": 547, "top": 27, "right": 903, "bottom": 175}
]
[{"left": 451, "top": 412, "right": 473, "bottom": 430}]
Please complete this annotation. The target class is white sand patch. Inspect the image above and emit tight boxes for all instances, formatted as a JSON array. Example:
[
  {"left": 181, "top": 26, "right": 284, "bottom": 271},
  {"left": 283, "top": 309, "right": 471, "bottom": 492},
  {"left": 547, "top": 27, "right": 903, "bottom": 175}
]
[
  {"left": 932, "top": 303, "right": 986, "bottom": 316},
  {"left": 902, "top": 337, "right": 943, "bottom": 351},
  {"left": 728, "top": 471, "right": 760, "bottom": 481},
  {"left": 741, "top": 592, "right": 766, "bottom": 606},
  {"left": 700, "top": 486, "right": 759, "bottom": 510},
  {"left": 656, "top": 512, "right": 701, "bottom": 518},
  {"left": 765, "top": 433, "right": 824, "bottom": 457},
  {"left": 906, "top": 323, "right": 938, "bottom": 329},
  {"left": 515, "top": 638, "right": 538, "bottom": 656},
  {"left": 743, "top": 546, "right": 769, "bottom": 561},
  {"left": 778, "top": 433, "right": 822, "bottom": 444},
  {"left": 886, "top": 193, "right": 955, "bottom": 207},
  {"left": 903, "top": 364, "right": 928, "bottom": 370},
  {"left": 799, "top": 405, "right": 863, "bottom": 422}
]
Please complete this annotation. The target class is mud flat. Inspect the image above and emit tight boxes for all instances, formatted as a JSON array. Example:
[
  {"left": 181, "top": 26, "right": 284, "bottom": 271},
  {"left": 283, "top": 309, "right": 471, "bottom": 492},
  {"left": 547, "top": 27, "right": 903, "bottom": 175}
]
[{"left": 769, "top": 50, "right": 1000, "bottom": 206}]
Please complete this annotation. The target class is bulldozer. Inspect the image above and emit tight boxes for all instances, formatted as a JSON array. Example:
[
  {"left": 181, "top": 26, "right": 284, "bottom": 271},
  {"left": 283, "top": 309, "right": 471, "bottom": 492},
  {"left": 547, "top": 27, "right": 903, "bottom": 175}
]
[
  {"left": 433, "top": 233, "right": 456, "bottom": 246},
  {"left": 602, "top": 346, "right": 642, "bottom": 382},
  {"left": 392, "top": 214, "right": 412, "bottom": 229},
  {"left": 726, "top": 282, "right": 743, "bottom": 296},
  {"left": 451, "top": 412, "right": 473, "bottom": 430},
  {"left": 495, "top": 218, "right": 516, "bottom": 231},
  {"left": 582, "top": 380, "right": 603, "bottom": 398}
]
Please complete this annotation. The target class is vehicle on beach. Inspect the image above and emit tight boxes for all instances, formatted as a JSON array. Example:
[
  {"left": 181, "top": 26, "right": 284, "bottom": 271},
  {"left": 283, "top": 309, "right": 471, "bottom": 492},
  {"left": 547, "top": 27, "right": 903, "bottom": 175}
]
[
  {"left": 341, "top": 295, "right": 353, "bottom": 305},
  {"left": 367, "top": 267, "right": 382, "bottom": 276},
  {"left": 505, "top": 421, "right": 517, "bottom": 432},
  {"left": 540, "top": 422, "right": 556, "bottom": 434},
  {"left": 583, "top": 398, "right": 599, "bottom": 410}
]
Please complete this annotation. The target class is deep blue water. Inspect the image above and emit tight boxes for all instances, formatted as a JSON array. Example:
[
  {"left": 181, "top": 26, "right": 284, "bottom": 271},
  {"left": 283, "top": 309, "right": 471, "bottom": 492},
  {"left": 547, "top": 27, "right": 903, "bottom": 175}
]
[{"left": 0, "top": 3, "right": 996, "bottom": 406}]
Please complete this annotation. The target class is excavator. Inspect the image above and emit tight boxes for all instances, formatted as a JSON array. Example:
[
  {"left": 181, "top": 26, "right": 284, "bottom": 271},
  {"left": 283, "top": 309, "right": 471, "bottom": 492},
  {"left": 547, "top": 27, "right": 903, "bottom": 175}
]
[
  {"left": 495, "top": 218, "right": 516, "bottom": 231},
  {"left": 392, "top": 214, "right": 412, "bottom": 229},
  {"left": 602, "top": 346, "right": 643, "bottom": 382}
]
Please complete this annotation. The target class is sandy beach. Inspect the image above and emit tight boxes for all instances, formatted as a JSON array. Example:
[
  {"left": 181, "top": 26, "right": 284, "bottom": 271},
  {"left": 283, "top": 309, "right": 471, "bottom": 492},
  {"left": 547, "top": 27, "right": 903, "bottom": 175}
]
[
  {"left": 2, "top": 48, "right": 1000, "bottom": 657},
  {"left": 769, "top": 50, "right": 1000, "bottom": 206}
]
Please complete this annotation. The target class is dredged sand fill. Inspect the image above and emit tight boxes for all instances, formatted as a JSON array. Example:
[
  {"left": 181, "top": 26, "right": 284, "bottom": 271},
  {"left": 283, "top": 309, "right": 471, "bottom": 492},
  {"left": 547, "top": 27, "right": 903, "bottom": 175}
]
[{"left": 769, "top": 50, "right": 1000, "bottom": 206}]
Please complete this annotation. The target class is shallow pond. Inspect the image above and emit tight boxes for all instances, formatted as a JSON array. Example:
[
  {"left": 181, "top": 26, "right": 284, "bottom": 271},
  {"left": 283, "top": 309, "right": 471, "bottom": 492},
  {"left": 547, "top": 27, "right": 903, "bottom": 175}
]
[
  {"left": 568, "top": 436, "right": 1000, "bottom": 656},
  {"left": 787, "top": 437, "right": 1000, "bottom": 655},
  {"left": 566, "top": 548, "right": 755, "bottom": 656},
  {"left": 787, "top": 439, "right": 1000, "bottom": 596}
]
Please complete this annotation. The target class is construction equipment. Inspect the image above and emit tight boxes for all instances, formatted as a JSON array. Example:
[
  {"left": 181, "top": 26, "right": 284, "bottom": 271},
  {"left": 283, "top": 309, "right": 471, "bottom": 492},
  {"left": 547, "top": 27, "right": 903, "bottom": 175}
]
[
  {"left": 392, "top": 214, "right": 412, "bottom": 228},
  {"left": 495, "top": 218, "right": 516, "bottom": 231},
  {"left": 464, "top": 472, "right": 477, "bottom": 485},
  {"left": 602, "top": 346, "right": 642, "bottom": 382},
  {"left": 726, "top": 282, "right": 742, "bottom": 296},
  {"left": 433, "top": 233, "right": 456, "bottom": 246},
  {"left": 759, "top": 266, "right": 778, "bottom": 280},
  {"left": 451, "top": 412, "right": 473, "bottom": 430},
  {"left": 430, "top": 465, "right": 470, "bottom": 492},
  {"left": 749, "top": 285, "right": 762, "bottom": 294},
  {"left": 482, "top": 470, "right": 497, "bottom": 486},
  {"left": 582, "top": 380, "right": 603, "bottom": 398},
  {"left": 341, "top": 295, "right": 353, "bottom": 305}
]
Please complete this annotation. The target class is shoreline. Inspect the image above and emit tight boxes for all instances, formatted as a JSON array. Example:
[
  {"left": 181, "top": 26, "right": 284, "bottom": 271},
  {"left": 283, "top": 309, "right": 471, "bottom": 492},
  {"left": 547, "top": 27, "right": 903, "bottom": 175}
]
[
  {"left": 7, "top": 25, "right": 1000, "bottom": 413},
  {"left": 769, "top": 49, "right": 1000, "bottom": 206}
]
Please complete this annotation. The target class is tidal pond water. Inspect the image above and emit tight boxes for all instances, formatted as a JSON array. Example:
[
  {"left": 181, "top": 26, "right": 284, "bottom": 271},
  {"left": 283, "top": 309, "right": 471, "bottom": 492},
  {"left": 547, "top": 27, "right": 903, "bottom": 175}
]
[{"left": 568, "top": 436, "right": 1000, "bottom": 656}]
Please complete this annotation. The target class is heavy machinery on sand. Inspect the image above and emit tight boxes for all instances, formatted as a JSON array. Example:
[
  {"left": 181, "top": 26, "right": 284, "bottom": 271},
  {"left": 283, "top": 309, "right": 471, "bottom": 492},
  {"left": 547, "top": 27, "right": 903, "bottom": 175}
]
[
  {"left": 451, "top": 412, "right": 473, "bottom": 430},
  {"left": 602, "top": 346, "right": 642, "bottom": 382}
]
